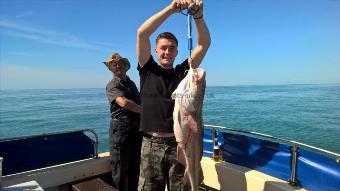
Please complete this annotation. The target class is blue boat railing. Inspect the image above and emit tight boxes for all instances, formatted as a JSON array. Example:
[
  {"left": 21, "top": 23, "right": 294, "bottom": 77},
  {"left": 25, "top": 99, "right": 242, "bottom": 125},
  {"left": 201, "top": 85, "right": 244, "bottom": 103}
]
[
  {"left": 0, "top": 129, "right": 99, "bottom": 176},
  {"left": 204, "top": 124, "right": 340, "bottom": 191},
  {"left": 83, "top": 129, "right": 99, "bottom": 158}
]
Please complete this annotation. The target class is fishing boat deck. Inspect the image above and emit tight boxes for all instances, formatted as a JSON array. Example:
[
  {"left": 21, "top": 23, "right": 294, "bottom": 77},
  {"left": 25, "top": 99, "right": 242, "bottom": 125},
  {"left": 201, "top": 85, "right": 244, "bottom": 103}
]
[
  {"left": 1, "top": 152, "right": 305, "bottom": 191},
  {"left": 1, "top": 127, "right": 339, "bottom": 191}
]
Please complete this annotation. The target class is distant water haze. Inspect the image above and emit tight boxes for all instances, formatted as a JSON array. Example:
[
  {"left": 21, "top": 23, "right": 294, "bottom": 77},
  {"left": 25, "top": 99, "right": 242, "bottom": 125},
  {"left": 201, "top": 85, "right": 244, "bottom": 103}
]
[{"left": 0, "top": 84, "right": 339, "bottom": 154}]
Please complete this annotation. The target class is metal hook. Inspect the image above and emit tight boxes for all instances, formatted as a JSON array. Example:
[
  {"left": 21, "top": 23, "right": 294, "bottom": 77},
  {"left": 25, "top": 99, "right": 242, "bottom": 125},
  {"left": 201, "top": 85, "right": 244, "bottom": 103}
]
[{"left": 180, "top": 5, "right": 200, "bottom": 16}]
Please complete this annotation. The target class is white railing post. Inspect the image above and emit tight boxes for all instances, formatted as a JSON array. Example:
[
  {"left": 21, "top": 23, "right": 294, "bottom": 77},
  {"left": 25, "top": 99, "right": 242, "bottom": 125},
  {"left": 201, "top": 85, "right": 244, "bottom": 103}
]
[{"left": 289, "top": 144, "right": 299, "bottom": 186}]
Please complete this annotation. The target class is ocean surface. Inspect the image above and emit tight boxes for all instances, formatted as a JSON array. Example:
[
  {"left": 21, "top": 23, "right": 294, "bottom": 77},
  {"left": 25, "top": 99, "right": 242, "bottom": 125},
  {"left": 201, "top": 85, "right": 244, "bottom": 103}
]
[{"left": 1, "top": 84, "right": 339, "bottom": 154}]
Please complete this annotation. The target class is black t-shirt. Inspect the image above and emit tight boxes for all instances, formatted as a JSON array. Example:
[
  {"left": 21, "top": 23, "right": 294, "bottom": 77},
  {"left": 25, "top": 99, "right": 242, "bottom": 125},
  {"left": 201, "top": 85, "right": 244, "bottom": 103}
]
[
  {"left": 106, "top": 76, "right": 141, "bottom": 120},
  {"left": 138, "top": 56, "right": 189, "bottom": 132}
]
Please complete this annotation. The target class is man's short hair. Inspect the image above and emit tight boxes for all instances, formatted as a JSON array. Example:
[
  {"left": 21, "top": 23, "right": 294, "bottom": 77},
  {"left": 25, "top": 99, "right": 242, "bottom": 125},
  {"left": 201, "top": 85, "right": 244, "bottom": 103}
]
[{"left": 156, "top": 32, "right": 178, "bottom": 46}]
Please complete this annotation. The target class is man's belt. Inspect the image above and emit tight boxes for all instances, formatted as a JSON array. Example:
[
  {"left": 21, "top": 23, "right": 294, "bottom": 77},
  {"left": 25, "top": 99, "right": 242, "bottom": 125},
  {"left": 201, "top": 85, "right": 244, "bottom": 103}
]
[{"left": 143, "top": 133, "right": 176, "bottom": 143}]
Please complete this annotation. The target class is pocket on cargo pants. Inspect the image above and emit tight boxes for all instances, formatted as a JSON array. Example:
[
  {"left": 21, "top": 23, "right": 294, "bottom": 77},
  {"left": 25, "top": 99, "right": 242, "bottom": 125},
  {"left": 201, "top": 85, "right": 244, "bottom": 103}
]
[{"left": 138, "top": 138, "right": 167, "bottom": 191}]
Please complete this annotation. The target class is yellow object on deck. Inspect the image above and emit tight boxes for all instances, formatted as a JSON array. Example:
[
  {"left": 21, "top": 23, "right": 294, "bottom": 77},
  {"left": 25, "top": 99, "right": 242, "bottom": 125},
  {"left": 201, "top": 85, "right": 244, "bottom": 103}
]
[{"left": 201, "top": 157, "right": 306, "bottom": 191}]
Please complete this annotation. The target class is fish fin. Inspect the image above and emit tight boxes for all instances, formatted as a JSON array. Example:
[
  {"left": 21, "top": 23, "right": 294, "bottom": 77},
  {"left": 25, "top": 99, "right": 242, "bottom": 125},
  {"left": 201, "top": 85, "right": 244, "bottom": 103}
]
[
  {"left": 187, "top": 114, "right": 198, "bottom": 133},
  {"left": 176, "top": 142, "right": 187, "bottom": 166}
]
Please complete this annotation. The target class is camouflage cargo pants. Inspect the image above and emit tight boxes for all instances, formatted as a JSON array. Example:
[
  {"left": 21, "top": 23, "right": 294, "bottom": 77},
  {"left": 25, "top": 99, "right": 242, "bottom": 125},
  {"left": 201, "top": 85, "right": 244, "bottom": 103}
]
[{"left": 138, "top": 135, "right": 188, "bottom": 191}]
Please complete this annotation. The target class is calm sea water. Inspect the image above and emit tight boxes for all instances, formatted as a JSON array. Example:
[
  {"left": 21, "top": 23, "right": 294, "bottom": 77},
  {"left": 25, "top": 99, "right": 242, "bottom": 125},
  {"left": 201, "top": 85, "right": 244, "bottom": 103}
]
[{"left": 1, "top": 84, "right": 339, "bottom": 154}]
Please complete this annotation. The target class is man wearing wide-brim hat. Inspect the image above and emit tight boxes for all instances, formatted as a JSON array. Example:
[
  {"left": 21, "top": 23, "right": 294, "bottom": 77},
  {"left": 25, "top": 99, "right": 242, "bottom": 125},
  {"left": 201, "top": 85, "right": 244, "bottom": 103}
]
[{"left": 103, "top": 52, "right": 142, "bottom": 191}]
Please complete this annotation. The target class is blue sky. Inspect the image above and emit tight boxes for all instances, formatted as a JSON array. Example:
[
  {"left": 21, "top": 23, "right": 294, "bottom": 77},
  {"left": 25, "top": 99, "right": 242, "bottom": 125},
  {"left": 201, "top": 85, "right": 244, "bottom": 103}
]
[{"left": 1, "top": 0, "right": 339, "bottom": 89}]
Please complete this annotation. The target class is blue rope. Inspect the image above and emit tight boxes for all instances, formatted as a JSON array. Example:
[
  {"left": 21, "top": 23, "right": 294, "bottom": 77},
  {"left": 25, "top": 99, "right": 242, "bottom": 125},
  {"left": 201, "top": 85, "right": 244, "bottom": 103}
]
[
  {"left": 180, "top": 6, "right": 199, "bottom": 58},
  {"left": 188, "top": 14, "right": 193, "bottom": 57}
]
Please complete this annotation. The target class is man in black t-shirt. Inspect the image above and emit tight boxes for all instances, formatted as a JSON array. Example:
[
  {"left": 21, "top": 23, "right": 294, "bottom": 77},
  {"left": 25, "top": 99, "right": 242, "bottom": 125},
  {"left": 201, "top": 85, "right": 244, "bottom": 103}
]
[
  {"left": 136, "top": 0, "right": 211, "bottom": 190},
  {"left": 103, "top": 53, "right": 142, "bottom": 191}
]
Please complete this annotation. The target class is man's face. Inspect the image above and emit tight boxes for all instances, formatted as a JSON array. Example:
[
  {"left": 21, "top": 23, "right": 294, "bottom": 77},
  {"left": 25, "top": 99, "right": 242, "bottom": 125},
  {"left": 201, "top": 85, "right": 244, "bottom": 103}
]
[
  {"left": 155, "top": 38, "right": 178, "bottom": 68},
  {"left": 109, "top": 59, "right": 127, "bottom": 77}
]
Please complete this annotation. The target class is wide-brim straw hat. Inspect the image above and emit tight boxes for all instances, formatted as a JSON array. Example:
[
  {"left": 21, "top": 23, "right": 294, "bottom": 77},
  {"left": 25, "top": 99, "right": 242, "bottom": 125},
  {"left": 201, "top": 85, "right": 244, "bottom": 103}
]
[{"left": 103, "top": 53, "right": 130, "bottom": 71}]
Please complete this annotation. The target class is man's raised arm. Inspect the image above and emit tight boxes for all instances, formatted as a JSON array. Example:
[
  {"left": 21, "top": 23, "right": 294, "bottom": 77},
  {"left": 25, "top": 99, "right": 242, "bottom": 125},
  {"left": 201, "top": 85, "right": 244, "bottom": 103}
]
[
  {"left": 188, "top": 1, "right": 211, "bottom": 69},
  {"left": 136, "top": 0, "right": 181, "bottom": 68}
]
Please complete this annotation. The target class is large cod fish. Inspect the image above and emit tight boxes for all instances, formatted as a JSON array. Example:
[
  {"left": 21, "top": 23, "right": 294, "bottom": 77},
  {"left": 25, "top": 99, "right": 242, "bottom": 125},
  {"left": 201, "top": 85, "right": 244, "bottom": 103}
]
[{"left": 172, "top": 67, "right": 206, "bottom": 191}]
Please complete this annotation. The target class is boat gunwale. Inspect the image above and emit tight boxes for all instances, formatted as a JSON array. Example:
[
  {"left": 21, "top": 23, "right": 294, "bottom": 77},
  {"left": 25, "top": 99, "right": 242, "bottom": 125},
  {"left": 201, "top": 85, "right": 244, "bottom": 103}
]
[{"left": 204, "top": 124, "right": 340, "bottom": 159}]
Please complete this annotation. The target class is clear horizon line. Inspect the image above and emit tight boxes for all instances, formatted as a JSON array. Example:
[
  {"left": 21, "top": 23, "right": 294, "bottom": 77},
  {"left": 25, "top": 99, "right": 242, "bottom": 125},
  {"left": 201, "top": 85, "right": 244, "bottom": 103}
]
[{"left": 1, "top": 82, "right": 340, "bottom": 91}]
